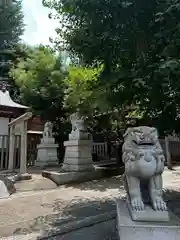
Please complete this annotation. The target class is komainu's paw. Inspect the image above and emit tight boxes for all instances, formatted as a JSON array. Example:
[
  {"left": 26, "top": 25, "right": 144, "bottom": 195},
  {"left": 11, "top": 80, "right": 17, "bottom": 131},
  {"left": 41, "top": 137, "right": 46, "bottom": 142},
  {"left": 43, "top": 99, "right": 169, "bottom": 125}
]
[
  {"left": 152, "top": 197, "right": 167, "bottom": 211},
  {"left": 131, "top": 197, "right": 144, "bottom": 211}
]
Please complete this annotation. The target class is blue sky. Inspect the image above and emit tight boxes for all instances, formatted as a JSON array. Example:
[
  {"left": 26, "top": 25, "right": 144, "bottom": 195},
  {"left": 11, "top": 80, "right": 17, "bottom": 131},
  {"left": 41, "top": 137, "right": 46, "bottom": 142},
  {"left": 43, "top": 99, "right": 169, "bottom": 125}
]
[{"left": 22, "top": 0, "right": 59, "bottom": 45}]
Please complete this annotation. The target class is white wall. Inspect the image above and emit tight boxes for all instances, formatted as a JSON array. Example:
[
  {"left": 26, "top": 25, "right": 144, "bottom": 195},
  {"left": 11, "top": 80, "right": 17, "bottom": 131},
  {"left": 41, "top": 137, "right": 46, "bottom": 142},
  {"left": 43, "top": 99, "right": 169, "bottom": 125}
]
[
  {"left": 0, "top": 117, "right": 22, "bottom": 149},
  {"left": 9, "top": 118, "right": 21, "bottom": 148},
  {"left": 0, "top": 117, "right": 9, "bottom": 148},
  {"left": 0, "top": 117, "right": 9, "bottom": 135}
]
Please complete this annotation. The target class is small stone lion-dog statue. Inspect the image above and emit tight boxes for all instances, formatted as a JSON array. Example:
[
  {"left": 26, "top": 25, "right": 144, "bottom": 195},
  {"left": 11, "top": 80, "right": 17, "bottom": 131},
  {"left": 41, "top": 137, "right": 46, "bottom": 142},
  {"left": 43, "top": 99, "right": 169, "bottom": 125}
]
[
  {"left": 122, "top": 126, "right": 167, "bottom": 212},
  {"left": 43, "top": 121, "right": 53, "bottom": 138}
]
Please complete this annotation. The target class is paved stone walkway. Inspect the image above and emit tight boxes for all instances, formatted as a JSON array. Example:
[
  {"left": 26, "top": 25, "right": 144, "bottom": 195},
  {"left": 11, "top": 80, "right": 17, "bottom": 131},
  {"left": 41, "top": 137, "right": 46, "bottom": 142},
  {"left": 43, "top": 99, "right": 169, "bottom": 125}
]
[{"left": 0, "top": 167, "right": 180, "bottom": 239}]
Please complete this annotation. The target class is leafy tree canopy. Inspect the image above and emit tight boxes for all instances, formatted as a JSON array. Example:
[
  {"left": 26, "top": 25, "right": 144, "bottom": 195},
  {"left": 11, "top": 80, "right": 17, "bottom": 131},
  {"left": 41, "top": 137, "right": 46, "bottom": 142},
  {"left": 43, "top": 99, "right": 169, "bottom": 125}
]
[
  {"left": 0, "top": 0, "right": 24, "bottom": 49},
  {"left": 63, "top": 64, "right": 109, "bottom": 116},
  {"left": 43, "top": 0, "right": 180, "bottom": 135},
  {"left": 10, "top": 45, "right": 72, "bottom": 159},
  {"left": 10, "top": 45, "right": 66, "bottom": 120}
]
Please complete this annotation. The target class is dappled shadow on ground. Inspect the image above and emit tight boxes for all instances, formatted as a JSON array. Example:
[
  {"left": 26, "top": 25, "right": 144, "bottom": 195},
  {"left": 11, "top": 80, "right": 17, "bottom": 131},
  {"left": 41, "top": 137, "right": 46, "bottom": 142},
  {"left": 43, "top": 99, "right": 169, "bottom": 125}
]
[
  {"left": 63, "top": 175, "right": 125, "bottom": 192},
  {"left": 164, "top": 188, "right": 180, "bottom": 217},
  {"left": 11, "top": 171, "right": 180, "bottom": 239},
  {"left": 13, "top": 197, "right": 121, "bottom": 238},
  {"left": 12, "top": 188, "right": 180, "bottom": 239}
]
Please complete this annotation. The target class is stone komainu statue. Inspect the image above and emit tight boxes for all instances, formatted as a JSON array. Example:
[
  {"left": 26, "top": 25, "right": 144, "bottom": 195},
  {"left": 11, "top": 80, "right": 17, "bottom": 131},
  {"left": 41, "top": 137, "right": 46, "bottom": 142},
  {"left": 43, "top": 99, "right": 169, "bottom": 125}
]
[
  {"left": 122, "top": 126, "right": 167, "bottom": 212},
  {"left": 69, "top": 113, "right": 90, "bottom": 140},
  {"left": 43, "top": 121, "right": 53, "bottom": 138}
]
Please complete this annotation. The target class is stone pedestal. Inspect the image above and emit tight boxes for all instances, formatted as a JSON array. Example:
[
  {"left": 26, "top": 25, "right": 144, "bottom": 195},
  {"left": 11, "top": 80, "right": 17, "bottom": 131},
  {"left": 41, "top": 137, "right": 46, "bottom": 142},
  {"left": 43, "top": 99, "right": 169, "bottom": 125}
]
[
  {"left": 62, "top": 140, "right": 94, "bottom": 172},
  {"left": 116, "top": 200, "right": 180, "bottom": 240},
  {"left": 35, "top": 137, "right": 58, "bottom": 167}
]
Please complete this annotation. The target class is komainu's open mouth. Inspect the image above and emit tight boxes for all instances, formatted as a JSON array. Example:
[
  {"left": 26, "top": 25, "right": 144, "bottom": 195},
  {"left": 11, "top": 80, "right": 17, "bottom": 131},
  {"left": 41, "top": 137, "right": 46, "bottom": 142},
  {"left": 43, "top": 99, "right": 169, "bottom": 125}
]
[{"left": 133, "top": 140, "right": 154, "bottom": 146}]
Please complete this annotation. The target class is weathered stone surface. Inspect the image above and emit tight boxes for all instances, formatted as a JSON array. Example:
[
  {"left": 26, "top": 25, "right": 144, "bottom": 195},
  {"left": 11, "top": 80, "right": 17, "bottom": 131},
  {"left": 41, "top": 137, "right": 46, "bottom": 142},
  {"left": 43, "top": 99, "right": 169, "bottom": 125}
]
[
  {"left": 61, "top": 113, "right": 93, "bottom": 172},
  {"left": 13, "top": 173, "right": 32, "bottom": 182},
  {"left": 0, "top": 176, "right": 16, "bottom": 195},
  {"left": 62, "top": 140, "right": 94, "bottom": 172},
  {"left": 38, "top": 210, "right": 116, "bottom": 239},
  {"left": 117, "top": 200, "right": 180, "bottom": 240},
  {"left": 35, "top": 122, "right": 58, "bottom": 167},
  {"left": 42, "top": 166, "right": 123, "bottom": 185},
  {"left": 68, "top": 113, "right": 91, "bottom": 141},
  {"left": 127, "top": 200, "right": 169, "bottom": 222},
  {"left": 43, "top": 121, "right": 53, "bottom": 138},
  {"left": 0, "top": 180, "right": 10, "bottom": 198},
  {"left": 42, "top": 169, "right": 98, "bottom": 185},
  {"left": 122, "top": 126, "right": 168, "bottom": 221},
  {"left": 36, "top": 143, "right": 59, "bottom": 167}
]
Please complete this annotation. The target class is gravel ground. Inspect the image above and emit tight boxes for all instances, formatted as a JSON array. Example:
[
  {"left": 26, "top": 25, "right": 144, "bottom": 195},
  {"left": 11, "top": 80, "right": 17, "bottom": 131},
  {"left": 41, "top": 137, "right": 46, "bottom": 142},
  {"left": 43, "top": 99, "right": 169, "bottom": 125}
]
[{"left": 0, "top": 167, "right": 180, "bottom": 239}]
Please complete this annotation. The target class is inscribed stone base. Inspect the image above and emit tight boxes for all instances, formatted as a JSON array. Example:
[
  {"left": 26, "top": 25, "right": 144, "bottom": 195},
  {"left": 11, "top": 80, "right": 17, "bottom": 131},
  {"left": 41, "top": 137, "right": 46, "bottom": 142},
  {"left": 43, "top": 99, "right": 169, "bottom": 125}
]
[
  {"left": 62, "top": 140, "right": 94, "bottom": 172},
  {"left": 116, "top": 200, "right": 180, "bottom": 240},
  {"left": 35, "top": 143, "right": 58, "bottom": 167}
]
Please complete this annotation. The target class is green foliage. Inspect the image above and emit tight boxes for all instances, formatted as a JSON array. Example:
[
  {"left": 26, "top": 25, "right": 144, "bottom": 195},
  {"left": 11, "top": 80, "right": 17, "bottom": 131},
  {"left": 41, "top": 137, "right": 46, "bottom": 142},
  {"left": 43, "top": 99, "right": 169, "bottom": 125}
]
[
  {"left": 133, "top": 0, "right": 180, "bottom": 134},
  {"left": 43, "top": 0, "right": 163, "bottom": 66},
  {"left": 10, "top": 45, "right": 66, "bottom": 120},
  {"left": 7, "top": 44, "right": 34, "bottom": 98},
  {"left": 0, "top": 0, "right": 24, "bottom": 94},
  {"left": 10, "top": 45, "right": 71, "bottom": 160},
  {"left": 0, "top": 0, "right": 24, "bottom": 49},
  {"left": 63, "top": 64, "right": 110, "bottom": 116},
  {"left": 43, "top": 0, "right": 180, "bottom": 135},
  {"left": 43, "top": 0, "right": 162, "bottom": 109}
]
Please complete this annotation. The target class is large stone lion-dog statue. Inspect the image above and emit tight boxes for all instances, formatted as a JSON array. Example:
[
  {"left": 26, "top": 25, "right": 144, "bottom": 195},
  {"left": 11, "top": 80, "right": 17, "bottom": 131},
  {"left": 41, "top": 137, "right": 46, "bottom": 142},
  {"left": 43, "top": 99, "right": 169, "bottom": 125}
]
[
  {"left": 122, "top": 126, "right": 167, "bottom": 212},
  {"left": 69, "top": 112, "right": 90, "bottom": 140}
]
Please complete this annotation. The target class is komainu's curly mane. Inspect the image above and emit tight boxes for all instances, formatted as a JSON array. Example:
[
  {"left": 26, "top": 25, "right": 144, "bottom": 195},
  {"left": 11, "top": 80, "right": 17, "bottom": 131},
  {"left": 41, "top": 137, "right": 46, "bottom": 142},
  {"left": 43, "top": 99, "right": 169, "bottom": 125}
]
[{"left": 122, "top": 126, "right": 167, "bottom": 216}]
